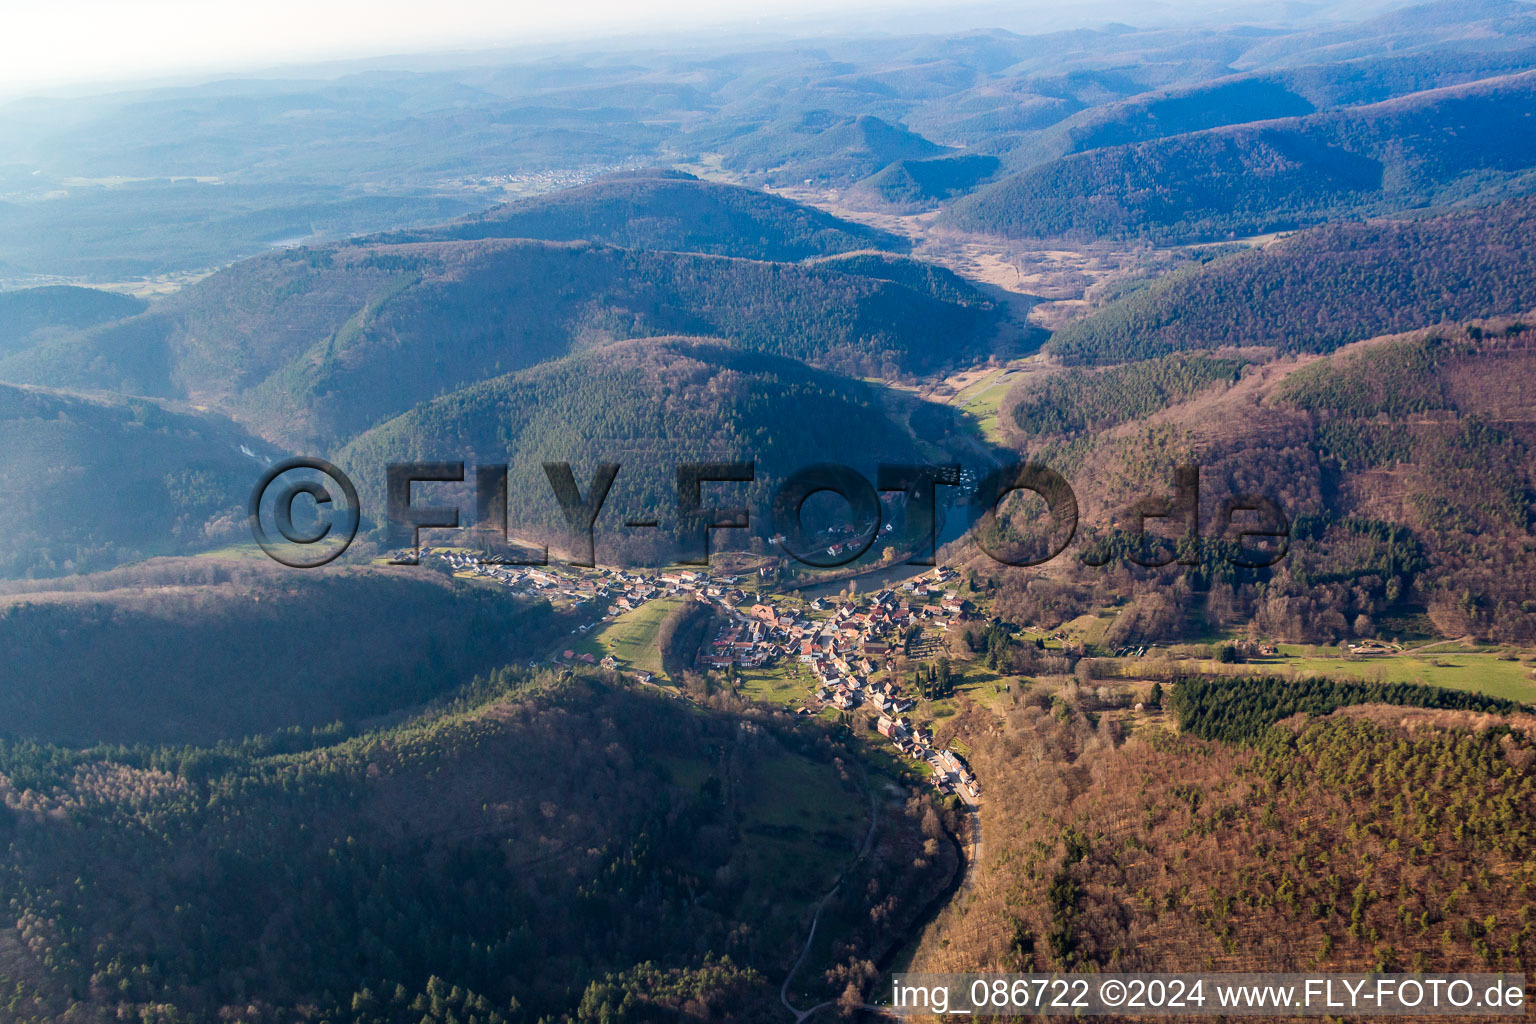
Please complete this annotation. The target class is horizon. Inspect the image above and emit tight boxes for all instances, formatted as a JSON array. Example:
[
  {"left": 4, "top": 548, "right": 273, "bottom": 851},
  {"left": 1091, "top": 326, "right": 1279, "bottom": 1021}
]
[{"left": 0, "top": 0, "right": 1411, "bottom": 100}]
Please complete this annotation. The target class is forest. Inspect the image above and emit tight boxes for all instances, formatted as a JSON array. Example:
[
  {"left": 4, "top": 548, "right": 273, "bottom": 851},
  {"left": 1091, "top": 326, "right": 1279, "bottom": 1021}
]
[
  {"left": 0, "top": 667, "right": 954, "bottom": 1024},
  {"left": 336, "top": 338, "right": 933, "bottom": 562},
  {"left": 913, "top": 686, "right": 1536, "bottom": 981},
  {"left": 945, "top": 71, "right": 1536, "bottom": 244},
  {"left": 1047, "top": 196, "right": 1536, "bottom": 364}
]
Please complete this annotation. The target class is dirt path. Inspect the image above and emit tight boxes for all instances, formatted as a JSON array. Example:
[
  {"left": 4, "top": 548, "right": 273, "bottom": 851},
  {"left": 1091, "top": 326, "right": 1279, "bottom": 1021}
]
[{"left": 780, "top": 770, "right": 881, "bottom": 1021}]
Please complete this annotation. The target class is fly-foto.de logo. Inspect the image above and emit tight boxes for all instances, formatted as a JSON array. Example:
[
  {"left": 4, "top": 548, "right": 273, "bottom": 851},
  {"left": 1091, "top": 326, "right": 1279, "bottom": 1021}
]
[{"left": 249, "top": 459, "right": 1290, "bottom": 571}]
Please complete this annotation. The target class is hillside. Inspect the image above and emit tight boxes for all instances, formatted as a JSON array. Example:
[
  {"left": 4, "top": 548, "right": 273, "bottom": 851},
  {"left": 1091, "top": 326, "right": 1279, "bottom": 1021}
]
[
  {"left": 850, "top": 154, "right": 1000, "bottom": 208},
  {"left": 0, "top": 286, "right": 145, "bottom": 358},
  {"left": 999, "top": 75, "right": 1319, "bottom": 169},
  {"left": 1, "top": 238, "right": 999, "bottom": 450},
  {"left": 992, "top": 317, "right": 1536, "bottom": 645},
  {"left": 394, "top": 171, "right": 909, "bottom": 259},
  {"left": 0, "top": 384, "right": 278, "bottom": 578},
  {"left": 912, "top": 687, "right": 1536, "bottom": 980},
  {"left": 808, "top": 249, "right": 992, "bottom": 305},
  {"left": 0, "top": 558, "right": 567, "bottom": 745},
  {"left": 1046, "top": 195, "right": 1536, "bottom": 364},
  {"left": 943, "top": 70, "right": 1536, "bottom": 243},
  {"left": 694, "top": 112, "right": 952, "bottom": 187},
  {"left": 0, "top": 668, "right": 953, "bottom": 1022},
  {"left": 337, "top": 337, "right": 933, "bottom": 563},
  {"left": 992, "top": 45, "right": 1536, "bottom": 171}
]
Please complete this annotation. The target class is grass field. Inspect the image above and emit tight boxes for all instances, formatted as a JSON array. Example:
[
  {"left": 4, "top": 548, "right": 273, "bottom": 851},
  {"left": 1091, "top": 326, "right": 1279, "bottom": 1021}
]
[
  {"left": 572, "top": 598, "right": 682, "bottom": 676},
  {"left": 735, "top": 748, "right": 868, "bottom": 910},
  {"left": 1181, "top": 651, "right": 1536, "bottom": 705},
  {"left": 1059, "top": 610, "right": 1117, "bottom": 648},
  {"left": 953, "top": 366, "right": 1019, "bottom": 445},
  {"left": 735, "top": 661, "right": 813, "bottom": 706}
]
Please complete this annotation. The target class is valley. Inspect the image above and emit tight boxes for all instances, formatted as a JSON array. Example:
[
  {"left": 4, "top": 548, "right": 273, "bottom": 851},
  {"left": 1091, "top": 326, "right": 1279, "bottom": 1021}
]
[{"left": 3, "top": 2, "right": 1536, "bottom": 1020}]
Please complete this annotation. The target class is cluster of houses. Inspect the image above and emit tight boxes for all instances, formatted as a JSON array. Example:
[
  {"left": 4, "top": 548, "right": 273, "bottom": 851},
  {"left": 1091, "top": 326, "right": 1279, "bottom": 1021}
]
[
  {"left": 691, "top": 566, "right": 978, "bottom": 799},
  {"left": 693, "top": 566, "right": 968, "bottom": 686},
  {"left": 428, "top": 545, "right": 982, "bottom": 801},
  {"left": 931, "top": 748, "right": 981, "bottom": 800},
  {"left": 430, "top": 548, "right": 748, "bottom": 612}
]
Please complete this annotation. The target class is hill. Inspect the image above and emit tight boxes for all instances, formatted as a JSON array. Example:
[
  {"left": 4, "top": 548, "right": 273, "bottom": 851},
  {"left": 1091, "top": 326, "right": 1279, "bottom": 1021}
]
[
  {"left": 912, "top": 687, "right": 1536, "bottom": 980},
  {"left": 850, "top": 153, "right": 1000, "bottom": 209},
  {"left": 1, "top": 238, "right": 999, "bottom": 450},
  {"left": 991, "top": 45, "right": 1536, "bottom": 171},
  {"left": 336, "top": 337, "right": 933, "bottom": 563},
  {"left": 992, "top": 316, "right": 1536, "bottom": 645},
  {"left": 0, "top": 286, "right": 145, "bottom": 358},
  {"left": 943, "top": 70, "right": 1536, "bottom": 243},
  {"left": 808, "top": 249, "right": 992, "bottom": 305},
  {"left": 0, "top": 384, "right": 278, "bottom": 578},
  {"left": 0, "top": 667, "right": 954, "bottom": 1022},
  {"left": 1046, "top": 195, "right": 1536, "bottom": 364},
  {"left": 693, "top": 111, "right": 951, "bottom": 187},
  {"left": 999, "top": 75, "right": 1319, "bottom": 169},
  {"left": 0, "top": 558, "right": 566, "bottom": 745},
  {"left": 393, "top": 171, "right": 909, "bottom": 259}
]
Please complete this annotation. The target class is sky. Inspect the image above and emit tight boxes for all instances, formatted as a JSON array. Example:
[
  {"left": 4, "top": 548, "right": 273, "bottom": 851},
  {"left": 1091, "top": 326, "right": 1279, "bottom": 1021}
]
[
  {"left": 0, "top": 0, "right": 940, "bottom": 94},
  {"left": 0, "top": 0, "right": 1289, "bottom": 97}
]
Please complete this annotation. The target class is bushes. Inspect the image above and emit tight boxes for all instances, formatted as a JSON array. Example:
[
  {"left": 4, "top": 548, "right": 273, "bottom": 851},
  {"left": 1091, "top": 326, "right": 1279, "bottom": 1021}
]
[{"left": 658, "top": 599, "right": 716, "bottom": 680}]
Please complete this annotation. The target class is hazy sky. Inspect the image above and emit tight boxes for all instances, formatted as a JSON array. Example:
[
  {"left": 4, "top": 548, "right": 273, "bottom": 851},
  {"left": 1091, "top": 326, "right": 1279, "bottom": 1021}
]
[
  {"left": 0, "top": 0, "right": 1292, "bottom": 96},
  {"left": 0, "top": 0, "right": 962, "bottom": 94}
]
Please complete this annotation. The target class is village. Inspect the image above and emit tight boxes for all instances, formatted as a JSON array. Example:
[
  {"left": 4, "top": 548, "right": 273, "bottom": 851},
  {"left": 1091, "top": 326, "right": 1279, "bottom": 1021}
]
[
  {"left": 695, "top": 568, "right": 981, "bottom": 802},
  {"left": 423, "top": 545, "right": 983, "bottom": 801}
]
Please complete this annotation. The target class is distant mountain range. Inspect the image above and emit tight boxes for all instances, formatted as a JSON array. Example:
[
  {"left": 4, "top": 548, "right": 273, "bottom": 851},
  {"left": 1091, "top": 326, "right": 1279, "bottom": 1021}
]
[
  {"left": 944, "top": 70, "right": 1536, "bottom": 242},
  {"left": 390, "top": 170, "right": 908, "bottom": 258},
  {"left": 0, "top": 180, "right": 997, "bottom": 451}
]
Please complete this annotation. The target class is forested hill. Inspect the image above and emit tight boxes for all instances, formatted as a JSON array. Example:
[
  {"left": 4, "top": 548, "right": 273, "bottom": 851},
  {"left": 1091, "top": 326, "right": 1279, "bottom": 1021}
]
[
  {"left": 808, "top": 250, "right": 990, "bottom": 305},
  {"left": 0, "top": 383, "right": 276, "bottom": 578},
  {"left": 337, "top": 337, "right": 930, "bottom": 563},
  {"left": 993, "top": 46, "right": 1536, "bottom": 171},
  {"left": 0, "top": 286, "right": 146, "bottom": 358},
  {"left": 685, "top": 111, "right": 952, "bottom": 187},
  {"left": 0, "top": 558, "right": 563, "bottom": 744},
  {"left": 1013, "top": 316, "right": 1536, "bottom": 643},
  {"left": 0, "top": 667, "right": 947, "bottom": 1022},
  {"left": 1046, "top": 195, "right": 1536, "bottom": 364},
  {"left": 0, "top": 238, "right": 998, "bottom": 450},
  {"left": 942, "top": 70, "right": 1536, "bottom": 244},
  {"left": 390, "top": 171, "right": 909, "bottom": 259}
]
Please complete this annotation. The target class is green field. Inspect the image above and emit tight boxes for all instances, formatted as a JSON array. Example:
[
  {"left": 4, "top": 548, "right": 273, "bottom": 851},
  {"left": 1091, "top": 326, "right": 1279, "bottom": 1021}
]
[
  {"left": 1198, "top": 652, "right": 1536, "bottom": 705},
  {"left": 735, "top": 747, "right": 869, "bottom": 909},
  {"left": 735, "top": 660, "right": 814, "bottom": 706},
  {"left": 954, "top": 367, "right": 1018, "bottom": 445},
  {"left": 573, "top": 597, "right": 682, "bottom": 676}
]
